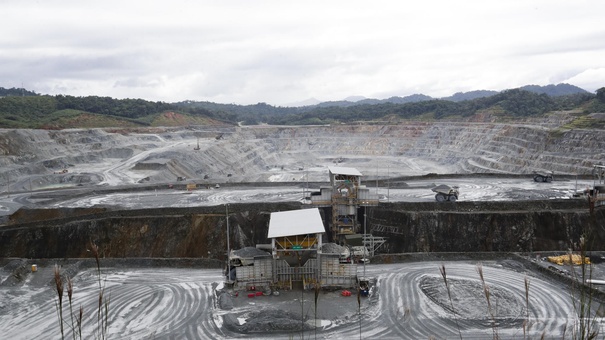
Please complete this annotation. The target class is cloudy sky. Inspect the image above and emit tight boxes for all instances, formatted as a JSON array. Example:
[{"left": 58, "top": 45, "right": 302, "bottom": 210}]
[{"left": 2, "top": 0, "right": 604, "bottom": 106}]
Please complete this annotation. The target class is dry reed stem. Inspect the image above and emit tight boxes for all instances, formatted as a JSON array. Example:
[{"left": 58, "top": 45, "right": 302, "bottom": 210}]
[
  {"left": 439, "top": 264, "right": 462, "bottom": 340},
  {"left": 54, "top": 264, "right": 65, "bottom": 340},
  {"left": 476, "top": 263, "right": 498, "bottom": 340},
  {"left": 67, "top": 276, "right": 75, "bottom": 340},
  {"left": 524, "top": 276, "right": 531, "bottom": 339}
]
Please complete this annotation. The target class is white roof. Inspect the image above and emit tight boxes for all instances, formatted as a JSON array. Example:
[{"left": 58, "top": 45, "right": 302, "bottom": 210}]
[
  {"left": 268, "top": 208, "right": 325, "bottom": 238},
  {"left": 328, "top": 166, "right": 362, "bottom": 177}
]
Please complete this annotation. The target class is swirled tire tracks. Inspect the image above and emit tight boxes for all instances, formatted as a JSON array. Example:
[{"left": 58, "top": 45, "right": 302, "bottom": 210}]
[{"left": 0, "top": 261, "right": 599, "bottom": 339}]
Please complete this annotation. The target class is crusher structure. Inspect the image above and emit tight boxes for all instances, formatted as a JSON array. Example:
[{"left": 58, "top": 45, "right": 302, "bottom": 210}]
[
  {"left": 307, "top": 166, "right": 379, "bottom": 244},
  {"left": 230, "top": 208, "right": 359, "bottom": 291}
]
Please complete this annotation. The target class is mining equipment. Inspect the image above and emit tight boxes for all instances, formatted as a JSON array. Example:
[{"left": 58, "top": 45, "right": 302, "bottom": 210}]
[
  {"left": 590, "top": 165, "right": 605, "bottom": 209},
  {"left": 432, "top": 184, "right": 459, "bottom": 202},
  {"left": 533, "top": 170, "right": 554, "bottom": 183},
  {"left": 306, "top": 166, "right": 379, "bottom": 243},
  {"left": 572, "top": 165, "right": 605, "bottom": 211},
  {"left": 226, "top": 209, "right": 369, "bottom": 291},
  {"left": 350, "top": 246, "right": 370, "bottom": 263}
]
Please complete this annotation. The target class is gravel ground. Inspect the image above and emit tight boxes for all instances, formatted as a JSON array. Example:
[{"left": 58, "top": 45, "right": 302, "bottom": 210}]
[{"left": 2, "top": 255, "right": 605, "bottom": 339}]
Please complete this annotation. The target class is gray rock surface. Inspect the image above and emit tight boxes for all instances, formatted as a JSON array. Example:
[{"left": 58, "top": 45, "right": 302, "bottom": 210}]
[{"left": 1, "top": 119, "right": 604, "bottom": 194}]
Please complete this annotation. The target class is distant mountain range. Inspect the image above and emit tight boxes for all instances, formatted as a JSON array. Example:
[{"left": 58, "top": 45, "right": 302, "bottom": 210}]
[
  {"left": 1, "top": 83, "right": 602, "bottom": 129},
  {"left": 298, "top": 83, "right": 589, "bottom": 108},
  {"left": 1, "top": 83, "right": 590, "bottom": 108}
]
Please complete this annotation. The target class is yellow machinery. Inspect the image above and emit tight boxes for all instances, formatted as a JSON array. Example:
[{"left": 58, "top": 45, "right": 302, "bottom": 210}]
[{"left": 547, "top": 254, "right": 590, "bottom": 265}]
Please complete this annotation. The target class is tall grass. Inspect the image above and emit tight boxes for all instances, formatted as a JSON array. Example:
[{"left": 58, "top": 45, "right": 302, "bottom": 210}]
[
  {"left": 89, "top": 241, "right": 110, "bottom": 340},
  {"left": 439, "top": 264, "right": 462, "bottom": 340},
  {"left": 54, "top": 265, "right": 84, "bottom": 340},
  {"left": 53, "top": 265, "right": 65, "bottom": 339},
  {"left": 569, "top": 236, "right": 599, "bottom": 340},
  {"left": 439, "top": 240, "right": 601, "bottom": 340},
  {"left": 476, "top": 263, "right": 499, "bottom": 340},
  {"left": 522, "top": 276, "right": 531, "bottom": 340},
  {"left": 53, "top": 241, "right": 109, "bottom": 340},
  {"left": 439, "top": 264, "right": 533, "bottom": 340}
]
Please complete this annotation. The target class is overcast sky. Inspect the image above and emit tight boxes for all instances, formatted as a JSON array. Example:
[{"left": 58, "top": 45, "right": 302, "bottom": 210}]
[{"left": 1, "top": 0, "right": 604, "bottom": 106}]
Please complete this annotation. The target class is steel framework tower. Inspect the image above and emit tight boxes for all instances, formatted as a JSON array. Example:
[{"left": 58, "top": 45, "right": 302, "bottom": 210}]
[{"left": 308, "top": 166, "right": 379, "bottom": 243}]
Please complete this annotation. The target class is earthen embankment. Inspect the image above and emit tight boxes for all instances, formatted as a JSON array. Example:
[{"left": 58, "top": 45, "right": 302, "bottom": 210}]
[{"left": 1, "top": 200, "right": 603, "bottom": 259}]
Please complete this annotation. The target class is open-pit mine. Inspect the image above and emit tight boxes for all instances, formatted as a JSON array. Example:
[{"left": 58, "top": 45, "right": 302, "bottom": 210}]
[{"left": 1, "top": 117, "right": 605, "bottom": 339}]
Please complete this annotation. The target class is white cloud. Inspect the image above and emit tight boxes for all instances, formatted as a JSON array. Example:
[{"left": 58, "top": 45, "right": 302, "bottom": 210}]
[
  {"left": 564, "top": 68, "right": 605, "bottom": 93},
  {"left": 1, "top": 0, "right": 604, "bottom": 105}
]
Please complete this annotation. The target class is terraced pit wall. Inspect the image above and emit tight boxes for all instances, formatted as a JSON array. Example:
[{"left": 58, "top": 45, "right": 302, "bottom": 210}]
[
  {"left": 1, "top": 200, "right": 604, "bottom": 259},
  {"left": 3, "top": 122, "right": 605, "bottom": 189}
]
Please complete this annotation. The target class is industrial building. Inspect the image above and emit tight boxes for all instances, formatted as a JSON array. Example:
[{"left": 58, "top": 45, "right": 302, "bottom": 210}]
[
  {"left": 232, "top": 208, "right": 358, "bottom": 290},
  {"left": 307, "top": 166, "right": 379, "bottom": 243},
  {"left": 229, "top": 166, "right": 382, "bottom": 290}
]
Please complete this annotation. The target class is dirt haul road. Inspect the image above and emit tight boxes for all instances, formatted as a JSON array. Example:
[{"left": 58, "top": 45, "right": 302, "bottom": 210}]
[{"left": 0, "top": 176, "right": 595, "bottom": 217}]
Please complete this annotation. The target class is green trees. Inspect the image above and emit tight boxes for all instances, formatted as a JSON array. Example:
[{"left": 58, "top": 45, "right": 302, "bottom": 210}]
[
  {"left": 596, "top": 87, "right": 605, "bottom": 103},
  {"left": 54, "top": 95, "right": 174, "bottom": 118},
  {"left": 0, "top": 95, "right": 57, "bottom": 118},
  {"left": 0, "top": 87, "right": 38, "bottom": 97},
  {"left": 0, "top": 86, "right": 603, "bottom": 129}
]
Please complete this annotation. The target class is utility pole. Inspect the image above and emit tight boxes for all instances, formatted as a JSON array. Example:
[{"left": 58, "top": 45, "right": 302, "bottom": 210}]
[
  {"left": 363, "top": 209, "right": 367, "bottom": 279},
  {"left": 387, "top": 165, "right": 390, "bottom": 203},
  {"left": 226, "top": 204, "right": 231, "bottom": 283},
  {"left": 375, "top": 165, "right": 378, "bottom": 195},
  {"left": 575, "top": 170, "right": 578, "bottom": 194},
  {"left": 303, "top": 168, "right": 309, "bottom": 202}
]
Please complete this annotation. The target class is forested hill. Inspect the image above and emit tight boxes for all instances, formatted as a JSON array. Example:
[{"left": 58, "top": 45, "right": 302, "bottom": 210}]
[
  {"left": 1, "top": 86, "right": 604, "bottom": 129},
  {"left": 0, "top": 87, "right": 39, "bottom": 97},
  {"left": 177, "top": 87, "right": 605, "bottom": 126},
  {"left": 0, "top": 93, "right": 229, "bottom": 129}
]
